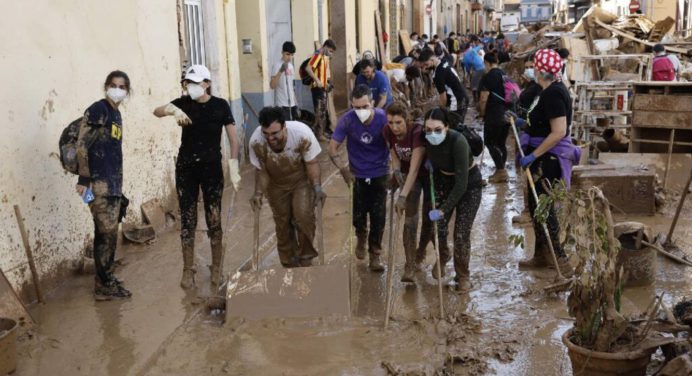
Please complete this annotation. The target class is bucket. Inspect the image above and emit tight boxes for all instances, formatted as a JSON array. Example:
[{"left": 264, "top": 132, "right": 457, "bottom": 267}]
[
  {"left": 616, "top": 234, "right": 656, "bottom": 287},
  {"left": 0, "top": 318, "right": 17, "bottom": 375},
  {"left": 562, "top": 329, "right": 655, "bottom": 376}
]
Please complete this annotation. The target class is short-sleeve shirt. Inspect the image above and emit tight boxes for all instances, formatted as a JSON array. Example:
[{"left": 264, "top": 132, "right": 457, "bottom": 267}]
[
  {"left": 355, "top": 70, "right": 393, "bottom": 107},
  {"left": 332, "top": 109, "right": 390, "bottom": 179},
  {"left": 272, "top": 61, "right": 296, "bottom": 107},
  {"left": 84, "top": 99, "right": 123, "bottom": 196},
  {"left": 249, "top": 121, "right": 321, "bottom": 188},
  {"left": 527, "top": 81, "right": 572, "bottom": 138},
  {"left": 382, "top": 122, "right": 427, "bottom": 177},
  {"left": 518, "top": 81, "right": 542, "bottom": 118},
  {"left": 478, "top": 67, "right": 506, "bottom": 123},
  {"left": 433, "top": 60, "right": 467, "bottom": 111},
  {"left": 171, "top": 96, "right": 235, "bottom": 164}
]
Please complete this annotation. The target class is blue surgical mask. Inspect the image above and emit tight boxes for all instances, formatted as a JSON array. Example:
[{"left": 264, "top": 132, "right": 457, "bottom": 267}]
[
  {"left": 426, "top": 132, "right": 446, "bottom": 145},
  {"left": 524, "top": 68, "right": 535, "bottom": 81}
]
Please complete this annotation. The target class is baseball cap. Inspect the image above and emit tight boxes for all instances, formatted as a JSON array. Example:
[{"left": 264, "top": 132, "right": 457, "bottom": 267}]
[{"left": 184, "top": 65, "right": 211, "bottom": 83}]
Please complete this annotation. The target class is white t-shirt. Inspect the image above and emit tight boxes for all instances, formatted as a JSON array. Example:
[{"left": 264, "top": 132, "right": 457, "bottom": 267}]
[
  {"left": 272, "top": 61, "right": 297, "bottom": 107},
  {"left": 249, "top": 121, "right": 321, "bottom": 171}
]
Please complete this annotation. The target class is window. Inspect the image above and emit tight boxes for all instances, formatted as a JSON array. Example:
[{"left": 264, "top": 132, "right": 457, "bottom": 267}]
[{"left": 184, "top": 0, "right": 206, "bottom": 66}]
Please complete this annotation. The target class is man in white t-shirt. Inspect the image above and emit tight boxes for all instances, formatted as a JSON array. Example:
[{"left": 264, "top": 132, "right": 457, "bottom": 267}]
[
  {"left": 270, "top": 42, "right": 300, "bottom": 121},
  {"left": 249, "top": 107, "right": 325, "bottom": 267}
]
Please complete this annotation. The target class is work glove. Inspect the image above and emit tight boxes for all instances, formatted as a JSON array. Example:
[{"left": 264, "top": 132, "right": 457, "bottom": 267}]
[
  {"left": 519, "top": 153, "right": 536, "bottom": 169},
  {"left": 314, "top": 185, "right": 327, "bottom": 207},
  {"left": 428, "top": 209, "right": 444, "bottom": 222},
  {"left": 163, "top": 103, "right": 192, "bottom": 127},
  {"left": 250, "top": 193, "right": 263, "bottom": 212},
  {"left": 395, "top": 195, "right": 407, "bottom": 216},
  {"left": 505, "top": 110, "right": 526, "bottom": 129},
  {"left": 228, "top": 159, "right": 241, "bottom": 192},
  {"left": 339, "top": 167, "right": 355, "bottom": 187}
]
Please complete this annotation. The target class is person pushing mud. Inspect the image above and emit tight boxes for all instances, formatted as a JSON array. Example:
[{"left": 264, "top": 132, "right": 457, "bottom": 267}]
[
  {"left": 249, "top": 107, "right": 325, "bottom": 267},
  {"left": 153, "top": 64, "right": 241, "bottom": 289}
]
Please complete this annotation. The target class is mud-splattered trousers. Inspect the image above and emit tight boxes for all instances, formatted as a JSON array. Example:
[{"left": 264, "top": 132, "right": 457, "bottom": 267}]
[
  {"left": 403, "top": 175, "right": 434, "bottom": 263},
  {"left": 433, "top": 166, "right": 483, "bottom": 279},
  {"left": 176, "top": 159, "right": 224, "bottom": 269},
  {"left": 89, "top": 196, "right": 122, "bottom": 287},
  {"left": 484, "top": 120, "right": 510, "bottom": 170},
  {"left": 526, "top": 152, "right": 566, "bottom": 258},
  {"left": 353, "top": 175, "right": 388, "bottom": 254},
  {"left": 266, "top": 180, "right": 318, "bottom": 266}
]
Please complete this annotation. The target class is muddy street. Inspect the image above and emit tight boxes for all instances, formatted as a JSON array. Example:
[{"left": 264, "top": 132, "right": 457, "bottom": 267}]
[{"left": 13, "top": 136, "right": 692, "bottom": 375}]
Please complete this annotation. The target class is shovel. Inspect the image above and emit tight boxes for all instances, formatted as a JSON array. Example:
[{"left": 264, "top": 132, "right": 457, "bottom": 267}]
[
  {"left": 508, "top": 117, "right": 572, "bottom": 293},
  {"left": 384, "top": 190, "right": 403, "bottom": 329},
  {"left": 225, "top": 190, "right": 351, "bottom": 320},
  {"left": 662, "top": 168, "right": 691, "bottom": 256}
]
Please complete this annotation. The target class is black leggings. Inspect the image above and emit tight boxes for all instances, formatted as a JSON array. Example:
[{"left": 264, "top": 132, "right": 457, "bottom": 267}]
[
  {"left": 484, "top": 121, "right": 510, "bottom": 170},
  {"left": 353, "top": 175, "right": 388, "bottom": 254},
  {"left": 434, "top": 166, "right": 483, "bottom": 279},
  {"left": 175, "top": 159, "right": 224, "bottom": 250},
  {"left": 526, "top": 152, "right": 565, "bottom": 258}
]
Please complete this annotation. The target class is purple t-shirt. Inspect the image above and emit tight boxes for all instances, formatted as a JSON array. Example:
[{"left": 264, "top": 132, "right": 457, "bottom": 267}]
[{"left": 333, "top": 109, "right": 390, "bottom": 178}]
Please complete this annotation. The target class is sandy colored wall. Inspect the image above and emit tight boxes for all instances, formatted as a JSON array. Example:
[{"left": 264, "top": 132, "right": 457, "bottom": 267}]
[
  {"left": 0, "top": 0, "right": 239, "bottom": 300},
  {"left": 358, "top": 0, "right": 380, "bottom": 56},
  {"left": 236, "top": 0, "right": 270, "bottom": 94}
]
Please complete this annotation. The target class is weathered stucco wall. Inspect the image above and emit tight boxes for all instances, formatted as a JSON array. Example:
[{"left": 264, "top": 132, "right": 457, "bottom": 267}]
[{"left": 0, "top": 1, "right": 188, "bottom": 300}]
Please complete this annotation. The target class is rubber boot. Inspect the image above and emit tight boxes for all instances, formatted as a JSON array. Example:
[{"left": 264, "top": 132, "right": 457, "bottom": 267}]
[
  {"left": 180, "top": 244, "right": 196, "bottom": 289},
  {"left": 518, "top": 240, "right": 549, "bottom": 268},
  {"left": 355, "top": 231, "right": 367, "bottom": 260},
  {"left": 401, "top": 238, "right": 417, "bottom": 283},
  {"left": 369, "top": 250, "right": 385, "bottom": 272},
  {"left": 209, "top": 231, "right": 224, "bottom": 287}
]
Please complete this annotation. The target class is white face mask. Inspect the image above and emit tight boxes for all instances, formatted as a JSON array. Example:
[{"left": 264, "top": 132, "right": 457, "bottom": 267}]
[
  {"left": 106, "top": 87, "right": 127, "bottom": 103},
  {"left": 355, "top": 109, "right": 371, "bottom": 123},
  {"left": 187, "top": 83, "right": 205, "bottom": 100}
]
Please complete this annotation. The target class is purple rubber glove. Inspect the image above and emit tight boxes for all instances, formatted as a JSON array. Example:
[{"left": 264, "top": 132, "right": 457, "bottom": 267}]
[
  {"left": 428, "top": 209, "right": 444, "bottom": 221},
  {"left": 520, "top": 153, "right": 536, "bottom": 169},
  {"left": 515, "top": 117, "right": 526, "bottom": 128}
]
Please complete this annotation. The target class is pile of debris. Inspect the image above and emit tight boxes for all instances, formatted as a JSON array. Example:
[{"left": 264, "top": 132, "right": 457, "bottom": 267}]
[{"left": 506, "top": 5, "right": 692, "bottom": 83}]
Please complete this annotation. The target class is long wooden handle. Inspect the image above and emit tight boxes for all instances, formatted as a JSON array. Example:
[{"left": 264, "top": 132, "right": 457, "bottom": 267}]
[
  {"left": 317, "top": 199, "right": 325, "bottom": 266},
  {"left": 428, "top": 169, "right": 445, "bottom": 319},
  {"left": 13, "top": 205, "right": 43, "bottom": 303},
  {"left": 384, "top": 191, "right": 398, "bottom": 329},
  {"left": 666, "top": 169, "right": 692, "bottom": 244},
  {"left": 252, "top": 207, "right": 260, "bottom": 272}
]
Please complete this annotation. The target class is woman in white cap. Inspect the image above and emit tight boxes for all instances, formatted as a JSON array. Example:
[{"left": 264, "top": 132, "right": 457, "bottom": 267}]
[
  {"left": 153, "top": 65, "right": 241, "bottom": 289},
  {"left": 515, "top": 49, "right": 581, "bottom": 275}
]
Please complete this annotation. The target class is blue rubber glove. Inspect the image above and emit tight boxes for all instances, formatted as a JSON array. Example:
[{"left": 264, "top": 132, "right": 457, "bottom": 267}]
[
  {"left": 519, "top": 153, "right": 536, "bottom": 169},
  {"left": 424, "top": 159, "right": 433, "bottom": 171},
  {"left": 428, "top": 209, "right": 444, "bottom": 221},
  {"left": 515, "top": 117, "right": 526, "bottom": 128}
]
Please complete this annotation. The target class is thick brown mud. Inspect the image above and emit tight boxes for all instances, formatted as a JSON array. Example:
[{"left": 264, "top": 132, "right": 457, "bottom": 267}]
[{"left": 14, "top": 133, "right": 692, "bottom": 375}]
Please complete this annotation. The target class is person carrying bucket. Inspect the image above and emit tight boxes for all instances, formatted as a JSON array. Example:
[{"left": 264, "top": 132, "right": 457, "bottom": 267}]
[
  {"left": 513, "top": 48, "right": 580, "bottom": 276},
  {"left": 423, "top": 107, "right": 483, "bottom": 292},
  {"left": 248, "top": 107, "right": 325, "bottom": 268}
]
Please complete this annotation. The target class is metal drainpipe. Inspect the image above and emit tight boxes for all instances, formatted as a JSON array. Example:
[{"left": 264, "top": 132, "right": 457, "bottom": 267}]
[{"left": 318, "top": 0, "right": 324, "bottom": 42}]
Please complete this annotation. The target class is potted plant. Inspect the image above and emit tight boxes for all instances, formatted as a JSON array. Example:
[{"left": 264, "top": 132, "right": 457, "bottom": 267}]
[{"left": 535, "top": 184, "right": 672, "bottom": 375}]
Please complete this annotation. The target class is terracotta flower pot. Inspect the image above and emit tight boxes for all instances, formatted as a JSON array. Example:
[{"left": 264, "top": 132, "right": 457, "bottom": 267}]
[{"left": 562, "top": 329, "right": 655, "bottom": 376}]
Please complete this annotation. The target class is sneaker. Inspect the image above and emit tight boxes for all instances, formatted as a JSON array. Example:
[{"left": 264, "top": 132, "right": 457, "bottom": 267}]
[
  {"left": 453, "top": 278, "right": 472, "bottom": 292},
  {"left": 95, "top": 284, "right": 132, "bottom": 301},
  {"left": 431, "top": 260, "right": 446, "bottom": 279},
  {"left": 355, "top": 236, "right": 367, "bottom": 260},
  {"left": 299, "top": 258, "right": 313, "bottom": 267}
]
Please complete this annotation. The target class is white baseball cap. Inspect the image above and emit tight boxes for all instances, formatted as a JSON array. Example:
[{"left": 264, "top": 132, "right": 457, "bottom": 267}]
[{"left": 184, "top": 65, "right": 211, "bottom": 83}]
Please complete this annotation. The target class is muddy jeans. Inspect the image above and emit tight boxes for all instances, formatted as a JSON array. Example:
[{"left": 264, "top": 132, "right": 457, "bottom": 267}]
[
  {"left": 311, "top": 87, "right": 328, "bottom": 135},
  {"left": 484, "top": 120, "right": 510, "bottom": 170},
  {"left": 403, "top": 175, "right": 434, "bottom": 263},
  {"left": 526, "top": 152, "right": 565, "bottom": 258},
  {"left": 176, "top": 159, "right": 224, "bottom": 254},
  {"left": 90, "top": 196, "right": 121, "bottom": 287},
  {"left": 353, "top": 175, "right": 388, "bottom": 254},
  {"left": 266, "top": 180, "right": 318, "bottom": 266},
  {"left": 434, "top": 166, "right": 483, "bottom": 279}
]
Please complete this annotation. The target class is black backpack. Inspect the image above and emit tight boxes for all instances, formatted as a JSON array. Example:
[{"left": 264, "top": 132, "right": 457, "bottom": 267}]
[
  {"left": 59, "top": 117, "right": 86, "bottom": 174},
  {"left": 447, "top": 111, "right": 483, "bottom": 157},
  {"left": 299, "top": 57, "right": 314, "bottom": 86}
]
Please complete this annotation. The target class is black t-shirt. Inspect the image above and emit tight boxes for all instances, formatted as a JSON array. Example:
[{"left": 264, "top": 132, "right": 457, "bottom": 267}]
[
  {"left": 171, "top": 96, "right": 235, "bottom": 163},
  {"left": 527, "top": 81, "right": 571, "bottom": 138},
  {"left": 433, "top": 60, "right": 467, "bottom": 111},
  {"left": 478, "top": 67, "right": 506, "bottom": 123},
  {"left": 518, "top": 81, "right": 542, "bottom": 117}
]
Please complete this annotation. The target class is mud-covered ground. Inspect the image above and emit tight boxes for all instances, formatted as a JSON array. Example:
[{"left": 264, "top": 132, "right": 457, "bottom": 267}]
[{"left": 15, "top": 116, "right": 692, "bottom": 375}]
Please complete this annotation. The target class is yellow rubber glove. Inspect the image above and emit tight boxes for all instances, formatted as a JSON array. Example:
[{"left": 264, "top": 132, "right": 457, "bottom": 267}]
[{"left": 228, "top": 158, "right": 241, "bottom": 192}]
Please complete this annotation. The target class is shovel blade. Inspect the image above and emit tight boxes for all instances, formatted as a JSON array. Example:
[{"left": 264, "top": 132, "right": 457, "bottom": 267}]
[{"left": 225, "top": 263, "right": 350, "bottom": 320}]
